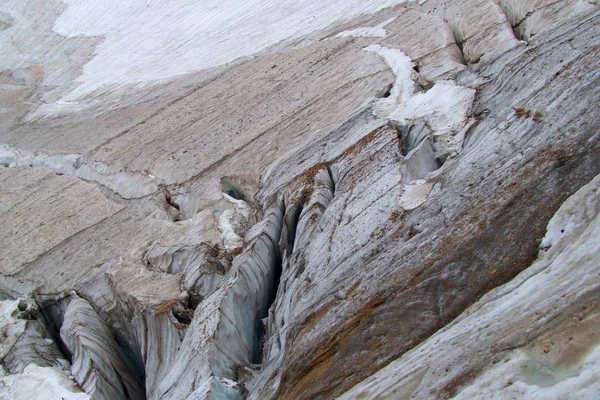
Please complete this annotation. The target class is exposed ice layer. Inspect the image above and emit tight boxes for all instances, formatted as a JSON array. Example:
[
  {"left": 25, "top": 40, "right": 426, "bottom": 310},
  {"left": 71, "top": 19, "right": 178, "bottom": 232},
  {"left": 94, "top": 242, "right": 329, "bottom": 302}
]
[
  {"left": 451, "top": 173, "right": 600, "bottom": 400},
  {"left": 60, "top": 296, "right": 145, "bottom": 400},
  {"left": 152, "top": 199, "right": 285, "bottom": 400},
  {"left": 143, "top": 192, "right": 256, "bottom": 305},
  {"left": 51, "top": 0, "right": 410, "bottom": 99},
  {"left": 132, "top": 312, "right": 182, "bottom": 400},
  {"left": 292, "top": 167, "right": 336, "bottom": 253},
  {"left": 340, "top": 173, "right": 600, "bottom": 399},
  {"left": 418, "top": 0, "right": 522, "bottom": 65},
  {"left": 144, "top": 237, "right": 228, "bottom": 305},
  {"left": 455, "top": 345, "right": 600, "bottom": 399},
  {"left": 336, "top": 17, "right": 397, "bottom": 38},
  {"left": 495, "top": 0, "right": 599, "bottom": 40},
  {"left": 71, "top": 273, "right": 184, "bottom": 400},
  {"left": 1, "top": 3, "right": 598, "bottom": 400},
  {"left": 0, "top": 364, "right": 91, "bottom": 400}
]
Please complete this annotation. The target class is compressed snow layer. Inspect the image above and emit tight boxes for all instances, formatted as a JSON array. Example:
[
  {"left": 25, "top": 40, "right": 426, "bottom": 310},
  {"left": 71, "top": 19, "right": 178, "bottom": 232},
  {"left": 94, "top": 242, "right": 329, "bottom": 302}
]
[
  {"left": 53, "top": 0, "right": 409, "bottom": 99},
  {"left": 0, "top": 365, "right": 90, "bottom": 400}
]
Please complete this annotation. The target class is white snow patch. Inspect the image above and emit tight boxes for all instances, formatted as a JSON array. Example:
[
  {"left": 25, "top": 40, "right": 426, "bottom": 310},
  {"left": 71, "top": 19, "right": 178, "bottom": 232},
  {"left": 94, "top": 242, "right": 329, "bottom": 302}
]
[
  {"left": 219, "top": 210, "right": 243, "bottom": 249},
  {"left": 218, "top": 193, "right": 253, "bottom": 249},
  {"left": 365, "top": 45, "right": 475, "bottom": 132},
  {"left": 336, "top": 17, "right": 397, "bottom": 38},
  {"left": 52, "top": 0, "right": 411, "bottom": 99},
  {"left": 0, "top": 364, "right": 90, "bottom": 400},
  {"left": 365, "top": 45, "right": 416, "bottom": 117},
  {"left": 366, "top": 45, "right": 475, "bottom": 207},
  {"left": 399, "top": 179, "right": 434, "bottom": 210},
  {"left": 391, "top": 80, "right": 476, "bottom": 135},
  {"left": 0, "top": 300, "right": 88, "bottom": 399}
]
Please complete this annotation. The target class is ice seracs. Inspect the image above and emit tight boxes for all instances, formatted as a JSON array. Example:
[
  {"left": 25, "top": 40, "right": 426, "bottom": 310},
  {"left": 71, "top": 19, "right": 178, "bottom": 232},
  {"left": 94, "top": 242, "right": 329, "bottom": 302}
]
[
  {"left": 0, "top": 299, "right": 88, "bottom": 400},
  {"left": 60, "top": 296, "right": 145, "bottom": 400}
]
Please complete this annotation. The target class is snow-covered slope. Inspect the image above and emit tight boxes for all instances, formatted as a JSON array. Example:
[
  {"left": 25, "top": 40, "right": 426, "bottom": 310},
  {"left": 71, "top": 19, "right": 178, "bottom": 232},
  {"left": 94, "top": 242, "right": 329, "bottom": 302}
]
[{"left": 2, "top": 0, "right": 409, "bottom": 101}]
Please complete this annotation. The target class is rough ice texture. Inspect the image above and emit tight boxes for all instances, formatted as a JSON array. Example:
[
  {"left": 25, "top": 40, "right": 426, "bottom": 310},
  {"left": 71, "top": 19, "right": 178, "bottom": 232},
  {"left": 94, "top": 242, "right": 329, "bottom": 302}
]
[
  {"left": 1, "top": 1, "right": 599, "bottom": 400},
  {"left": 494, "top": 0, "right": 599, "bottom": 41},
  {"left": 416, "top": 0, "right": 522, "bottom": 65},
  {"left": 249, "top": 8, "right": 600, "bottom": 399},
  {"left": 340, "top": 173, "right": 600, "bottom": 399},
  {"left": 0, "top": 299, "right": 86, "bottom": 399},
  {"left": 60, "top": 296, "right": 145, "bottom": 400},
  {"left": 151, "top": 200, "right": 285, "bottom": 399}
]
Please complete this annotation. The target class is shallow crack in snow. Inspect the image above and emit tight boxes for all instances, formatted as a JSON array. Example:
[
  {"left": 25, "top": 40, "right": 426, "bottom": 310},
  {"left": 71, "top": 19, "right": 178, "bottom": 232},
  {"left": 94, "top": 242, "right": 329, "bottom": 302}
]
[{"left": 0, "top": 143, "right": 159, "bottom": 200}]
